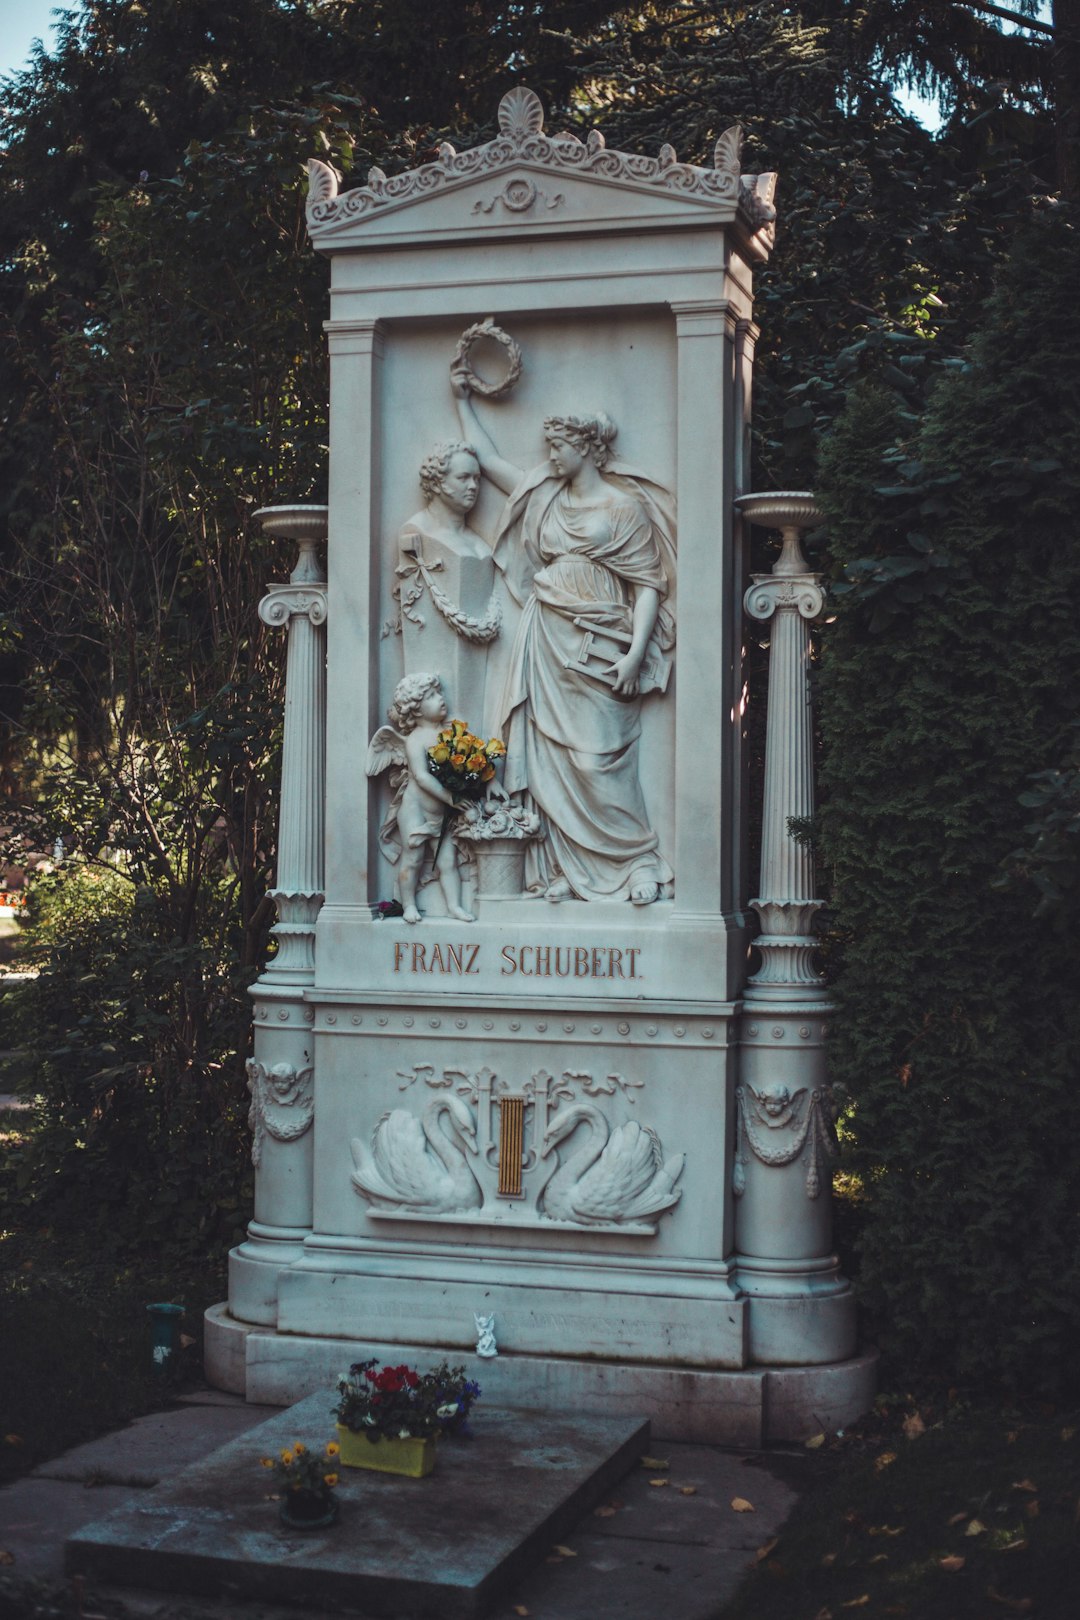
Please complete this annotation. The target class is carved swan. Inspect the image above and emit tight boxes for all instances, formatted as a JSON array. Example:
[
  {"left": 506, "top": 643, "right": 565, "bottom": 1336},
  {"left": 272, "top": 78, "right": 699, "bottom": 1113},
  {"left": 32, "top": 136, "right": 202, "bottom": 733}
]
[
  {"left": 350, "top": 1093, "right": 481, "bottom": 1214},
  {"left": 540, "top": 1102, "right": 685, "bottom": 1225}
]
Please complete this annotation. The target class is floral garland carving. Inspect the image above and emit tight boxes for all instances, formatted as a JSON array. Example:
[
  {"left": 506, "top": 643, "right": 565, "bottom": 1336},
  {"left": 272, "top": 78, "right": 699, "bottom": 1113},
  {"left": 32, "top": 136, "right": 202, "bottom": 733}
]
[
  {"left": 392, "top": 542, "right": 501, "bottom": 645},
  {"left": 732, "top": 1082, "right": 839, "bottom": 1200},
  {"left": 307, "top": 88, "right": 775, "bottom": 236},
  {"left": 246, "top": 1059, "right": 315, "bottom": 1168}
]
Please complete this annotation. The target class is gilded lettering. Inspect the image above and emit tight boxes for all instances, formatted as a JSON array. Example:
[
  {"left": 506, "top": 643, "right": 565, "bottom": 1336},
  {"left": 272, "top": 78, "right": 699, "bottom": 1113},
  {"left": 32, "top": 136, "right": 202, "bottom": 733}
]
[
  {"left": 535, "top": 945, "right": 551, "bottom": 976},
  {"left": 412, "top": 942, "right": 427, "bottom": 973},
  {"left": 500, "top": 945, "right": 517, "bottom": 975},
  {"left": 447, "top": 943, "right": 464, "bottom": 973},
  {"left": 393, "top": 941, "right": 408, "bottom": 971},
  {"left": 628, "top": 947, "right": 641, "bottom": 978},
  {"left": 591, "top": 946, "right": 605, "bottom": 978},
  {"left": 608, "top": 947, "right": 624, "bottom": 978},
  {"left": 574, "top": 946, "right": 590, "bottom": 976},
  {"left": 464, "top": 943, "right": 481, "bottom": 974},
  {"left": 555, "top": 947, "right": 571, "bottom": 977}
]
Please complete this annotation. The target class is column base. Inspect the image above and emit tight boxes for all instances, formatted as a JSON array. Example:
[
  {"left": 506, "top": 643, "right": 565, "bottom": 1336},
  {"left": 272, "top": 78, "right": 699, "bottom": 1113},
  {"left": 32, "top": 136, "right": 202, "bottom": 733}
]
[
  {"left": 733, "top": 1252, "right": 858, "bottom": 1365},
  {"left": 228, "top": 1227, "right": 310, "bottom": 1327}
]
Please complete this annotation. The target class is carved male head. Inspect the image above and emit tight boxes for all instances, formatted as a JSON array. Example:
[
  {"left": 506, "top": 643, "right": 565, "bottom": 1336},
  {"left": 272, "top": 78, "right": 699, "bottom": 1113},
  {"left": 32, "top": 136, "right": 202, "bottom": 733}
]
[{"left": 419, "top": 441, "right": 481, "bottom": 512}]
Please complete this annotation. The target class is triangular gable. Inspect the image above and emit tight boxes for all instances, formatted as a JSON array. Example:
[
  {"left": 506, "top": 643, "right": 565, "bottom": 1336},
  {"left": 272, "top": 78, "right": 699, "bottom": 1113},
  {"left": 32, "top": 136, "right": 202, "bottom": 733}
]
[{"left": 306, "top": 87, "right": 776, "bottom": 257}]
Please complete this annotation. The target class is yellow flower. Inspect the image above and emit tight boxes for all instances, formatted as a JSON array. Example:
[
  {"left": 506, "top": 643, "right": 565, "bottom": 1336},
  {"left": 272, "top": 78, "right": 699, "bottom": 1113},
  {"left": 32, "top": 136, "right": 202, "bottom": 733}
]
[
  {"left": 280, "top": 1449, "right": 293, "bottom": 1465},
  {"left": 431, "top": 745, "right": 449, "bottom": 764},
  {"left": 260, "top": 1457, "right": 274, "bottom": 1469},
  {"left": 292, "top": 1443, "right": 306, "bottom": 1455},
  {"left": 451, "top": 719, "right": 467, "bottom": 735},
  {"left": 450, "top": 752, "right": 466, "bottom": 769},
  {"left": 482, "top": 765, "right": 495, "bottom": 782},
  {"left": 487, "top": 738, "right": 506, "bottom": 757},
  {"left": 323, "top": 1472, "right": 339, "bottom": 1488},
  {"left": 325, "top": 1441, "right": 340, "bottom": 1457}
]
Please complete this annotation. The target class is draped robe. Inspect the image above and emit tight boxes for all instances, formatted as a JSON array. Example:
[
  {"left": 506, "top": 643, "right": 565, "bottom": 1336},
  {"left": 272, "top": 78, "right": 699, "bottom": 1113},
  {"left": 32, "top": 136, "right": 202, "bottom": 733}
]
[{"left": 493, "top": 467, "right": 676, "bottom": 901}]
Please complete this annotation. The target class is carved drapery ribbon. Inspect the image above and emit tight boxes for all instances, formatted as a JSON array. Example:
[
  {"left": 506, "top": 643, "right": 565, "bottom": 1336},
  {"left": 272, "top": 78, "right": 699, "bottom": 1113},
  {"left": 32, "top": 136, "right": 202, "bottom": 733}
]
[
  {"left": 246, "top": 1059, "right": 315, "bottom": 1167},
  {"left": 393, "top": 541, "right": 501, "bottom": 645},
  {"left": 733, "top": 1082, "right": 839, "bottom": 1200}
]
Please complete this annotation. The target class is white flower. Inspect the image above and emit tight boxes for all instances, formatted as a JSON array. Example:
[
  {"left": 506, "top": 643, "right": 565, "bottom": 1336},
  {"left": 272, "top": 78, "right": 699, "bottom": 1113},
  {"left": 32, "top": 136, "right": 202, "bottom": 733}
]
[
  {"left": 398, "top": 1429, "right": 411, "bottom": 1440},
  {"left": 364, "top": 1414, "right": 376, "bottom": 1427},
  {"left": 436, "top": 1403, "right": 458, "bottom": 1419}
]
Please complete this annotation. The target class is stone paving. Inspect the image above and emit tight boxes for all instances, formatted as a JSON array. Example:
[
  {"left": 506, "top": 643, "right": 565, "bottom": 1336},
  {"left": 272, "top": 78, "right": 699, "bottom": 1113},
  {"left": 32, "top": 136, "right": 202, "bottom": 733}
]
[{"left": 0, "top": 1387, "right": 801, "bottom": 1619}]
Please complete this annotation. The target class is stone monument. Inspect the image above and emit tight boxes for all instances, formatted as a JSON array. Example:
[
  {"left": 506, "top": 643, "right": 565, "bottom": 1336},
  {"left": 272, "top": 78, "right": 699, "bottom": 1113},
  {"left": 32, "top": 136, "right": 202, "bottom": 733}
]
[{"left": 205, "top": 88, "right": 876, "bottom": 1442}]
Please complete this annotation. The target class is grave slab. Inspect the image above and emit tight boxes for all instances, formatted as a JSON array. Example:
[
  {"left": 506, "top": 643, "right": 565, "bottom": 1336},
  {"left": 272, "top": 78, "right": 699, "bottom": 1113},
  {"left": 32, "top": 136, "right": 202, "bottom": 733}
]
[{"left": 65, "top": 1392, "right": 649, "bottom": 1618}]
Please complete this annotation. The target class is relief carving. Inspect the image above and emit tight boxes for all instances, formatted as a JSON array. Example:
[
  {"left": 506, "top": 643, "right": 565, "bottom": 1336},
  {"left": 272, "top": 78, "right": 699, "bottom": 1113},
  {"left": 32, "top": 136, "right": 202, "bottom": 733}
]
[
  {"left": 350, "top": 1064, "right": 684, "bottom": 1233},
  {"left": 452, "top": 338, "right": 677, "bottom": 905},
  {"left": 366, "top": 674, "right": 475, "bottom": 925},
  {"left": 246, "top": 1059, "right": 314, "bottom": 1167},
  {"left": 732, "top": 1082, "right": 840, "bottom": 1199},
  {"left": 306, "top": 89, "right": 771, "bottom": 236}
]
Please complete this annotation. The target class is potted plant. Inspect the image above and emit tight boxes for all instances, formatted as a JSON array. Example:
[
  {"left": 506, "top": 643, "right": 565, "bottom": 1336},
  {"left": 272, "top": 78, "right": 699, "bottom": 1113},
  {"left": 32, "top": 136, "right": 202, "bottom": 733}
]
[
  {"left": 332, "top": 1358, "right": 481, "bottom": 1477},
  {"left": 261, "top": 1440, "right": 341, "bottom": 1529}
]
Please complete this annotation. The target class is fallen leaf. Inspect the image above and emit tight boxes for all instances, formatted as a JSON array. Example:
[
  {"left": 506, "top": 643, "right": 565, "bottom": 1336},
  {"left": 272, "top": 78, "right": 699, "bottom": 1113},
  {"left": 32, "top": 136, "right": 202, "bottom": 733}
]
[
  {"left": 512, "top": 1608, "right": 529, "bottom": 1617},
  {"left": 813, "top": 1608, "right": 833, "bottom": 1620},
  {"left": 986, "top": 1588, "right": 1034, "bottom": 1612},
  {"left": 593, "top": 1505, "right": 617, "bottom": 1518},
  {"left": 947, "top": 1511, "right": 969, "bottom": 1526},
  {"left": 999, "top": 1534, "right": 1029, "bottom": 1553},
  {"left": 874, "top": 1451, "right": 897, "bottom": 1472},
  {"left": 649, "top": 1478, "right": 670, "bottom": 1489},
  {"left": 842, "top": 1597, "right": 870, "bottom": 1609},
  {"left": 730, "top": 1497, "right": 755, "bottom": 1513},
  {"left": 551, "top": 1545, "right": 576, "bottom": 1558},
  {"left": 640, "top": 1455, "right": 669, "bottom": 1470},
  {"left": 755, "top": 1538, "right": 779, "bottom": 1564},
  {"left": 1061, "top": 1426, "right": 1076, "bottom": 1442},
  {"left": 1011, "top": 1479, "right": 1038, "bottom": 1494},
  {"left": 1005, "top": 1430, "right": 1019, "bottom": 1444},
  {"left": 1023, "top": 1500, "right": 1039, "bottom": 1519},
  {"left": 868, "top": 1525, "right": 905, "bottom": 1538},
  {"left": 902, "top": 1412, "right": 926, "bottom": 1440},
  {"left": 0, "top": 1553, "right": 14, "bottom": 1567},
  {"left": 805, "top": 1432, "right": 826, "bottom": 1449},
  {"left": 965, "top": 1518, "right": 988, "bottom": 1537},
  {"left": 868, "top": 1553, "right": 889, "bottom": 1565},
  {"left": 679, "top": 1485, "right": 697, "bottom": 1496},
  {"left": 3, "top": 1435, "right": 24, "bottom": 1448},
  {"left": 939, "top": 1555, "right": 966, "bottom": 1572},
  {"left": 820, "top": 1552, "right": 837, "bottom": 1568}
]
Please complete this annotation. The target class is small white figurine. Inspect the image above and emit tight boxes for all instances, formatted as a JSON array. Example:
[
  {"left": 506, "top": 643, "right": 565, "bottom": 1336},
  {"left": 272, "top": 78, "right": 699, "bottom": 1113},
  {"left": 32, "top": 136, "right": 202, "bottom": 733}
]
[
  {"left": 367, "top": 672, "right": 474, "bottom": 925},
  {"left": 474, "top": 1312, "right": 498, "bottom": 1358}
]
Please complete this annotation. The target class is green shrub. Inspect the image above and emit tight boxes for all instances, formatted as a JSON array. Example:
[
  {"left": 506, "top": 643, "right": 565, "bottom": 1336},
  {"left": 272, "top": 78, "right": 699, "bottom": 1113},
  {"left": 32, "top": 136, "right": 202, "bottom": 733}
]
[{"left": 816, "top": 206, "right": 1080, "bottom": 1393}]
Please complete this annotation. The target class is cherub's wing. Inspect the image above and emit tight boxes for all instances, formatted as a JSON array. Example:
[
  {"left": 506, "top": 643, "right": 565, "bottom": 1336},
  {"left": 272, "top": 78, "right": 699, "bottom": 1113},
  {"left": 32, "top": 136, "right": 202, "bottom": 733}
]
[{"left": 366, "top": 725, "right": 406, "bottom": 777}]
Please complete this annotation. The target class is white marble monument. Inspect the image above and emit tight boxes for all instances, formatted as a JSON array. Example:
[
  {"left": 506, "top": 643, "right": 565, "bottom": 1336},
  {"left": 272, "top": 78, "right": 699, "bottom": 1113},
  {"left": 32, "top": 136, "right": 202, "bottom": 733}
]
[{"left": 205, "top": 88, "right": 875, "bottom": 1442}]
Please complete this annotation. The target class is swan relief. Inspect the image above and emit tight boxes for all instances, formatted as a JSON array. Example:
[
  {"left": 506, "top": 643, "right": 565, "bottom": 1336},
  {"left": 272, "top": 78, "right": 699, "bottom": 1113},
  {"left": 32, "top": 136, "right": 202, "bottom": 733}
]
[
  {"left": 540, "top": 1101, "right": 684, "bottom": 1226},
  {"left": 351, "top": 1092, "right": 482, "bottom": 1214}
]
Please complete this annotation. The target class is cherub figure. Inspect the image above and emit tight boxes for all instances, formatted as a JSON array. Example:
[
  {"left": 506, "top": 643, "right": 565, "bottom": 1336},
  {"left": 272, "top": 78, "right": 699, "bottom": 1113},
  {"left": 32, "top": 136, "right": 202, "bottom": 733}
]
[{"left": 367, "top": 672, "right": 474, "bottom": 925}]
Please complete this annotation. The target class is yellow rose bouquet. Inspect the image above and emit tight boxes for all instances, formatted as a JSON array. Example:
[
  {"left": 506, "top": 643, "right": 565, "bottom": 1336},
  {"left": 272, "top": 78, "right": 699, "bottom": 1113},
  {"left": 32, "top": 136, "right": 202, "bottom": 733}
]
[{"left": 427, "top": 720, "right": 506, "bottom": 802}]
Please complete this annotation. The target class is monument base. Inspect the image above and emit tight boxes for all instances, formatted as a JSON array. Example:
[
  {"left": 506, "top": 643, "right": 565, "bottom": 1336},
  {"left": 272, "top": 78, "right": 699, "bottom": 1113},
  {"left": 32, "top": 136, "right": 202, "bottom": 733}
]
[{"left": 205, "top": 1303, "right": 877, "bottom": 1446}]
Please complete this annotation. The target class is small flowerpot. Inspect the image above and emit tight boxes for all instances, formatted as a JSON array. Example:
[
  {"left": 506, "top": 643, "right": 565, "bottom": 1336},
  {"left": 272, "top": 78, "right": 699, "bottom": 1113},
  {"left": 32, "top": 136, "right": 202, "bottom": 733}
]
[
  {"left": 335, "top": 1424, "right": 436, "bottom": 1478},
  {"left": 278, "top": 1490, "right": 339, "bottom": 1531}
]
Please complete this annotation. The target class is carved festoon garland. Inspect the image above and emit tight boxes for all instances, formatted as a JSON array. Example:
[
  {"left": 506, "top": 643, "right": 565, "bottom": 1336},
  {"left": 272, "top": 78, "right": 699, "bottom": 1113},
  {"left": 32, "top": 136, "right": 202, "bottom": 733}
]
[
  {"left": 350, "top": 1064, "right": 682, "bottom": 1231},
  {"left": 307, "top": 88, "right": 775, "bottom": 237},
  {"left": 392, "top": 541, "right": 501, "bottom": 644},
  {"left": 246, "top": 1059, "right": 315, "bottom": 1168},
  {"left": 732, "top": 1082, "right": 839, "bottom": 1200}
]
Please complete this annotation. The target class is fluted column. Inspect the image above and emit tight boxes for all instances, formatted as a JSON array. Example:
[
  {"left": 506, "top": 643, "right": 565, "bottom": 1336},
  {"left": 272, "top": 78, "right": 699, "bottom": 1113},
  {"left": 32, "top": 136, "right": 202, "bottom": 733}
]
[
  {"left": 732, "top": 493, "right": 855, "bottom": 1368},
  {"left": 256, "top": 506, "right": 328, "bottom": 982},
  {"left": 227, "top": 505, "right": 327, "bottom": 1330}
]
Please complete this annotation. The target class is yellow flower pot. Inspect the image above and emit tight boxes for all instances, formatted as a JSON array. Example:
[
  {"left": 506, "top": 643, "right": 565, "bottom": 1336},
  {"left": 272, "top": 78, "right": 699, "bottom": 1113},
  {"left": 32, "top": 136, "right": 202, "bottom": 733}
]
[{"left": 335, "top": 1424, "right": 436, "bottom": 1478}]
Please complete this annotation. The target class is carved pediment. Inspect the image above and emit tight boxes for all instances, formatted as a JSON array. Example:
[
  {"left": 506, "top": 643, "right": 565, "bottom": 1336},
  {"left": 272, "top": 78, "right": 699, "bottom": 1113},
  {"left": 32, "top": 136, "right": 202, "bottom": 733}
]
[{"left": 306, "top": 87, "right": 776, "bottom": 252}]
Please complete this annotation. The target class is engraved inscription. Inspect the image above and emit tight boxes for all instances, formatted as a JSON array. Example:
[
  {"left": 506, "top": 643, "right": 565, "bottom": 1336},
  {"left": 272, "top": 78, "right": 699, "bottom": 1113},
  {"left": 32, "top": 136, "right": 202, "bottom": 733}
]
[{"left": 390, "top": 940, "right": 642, "bottom": 979}]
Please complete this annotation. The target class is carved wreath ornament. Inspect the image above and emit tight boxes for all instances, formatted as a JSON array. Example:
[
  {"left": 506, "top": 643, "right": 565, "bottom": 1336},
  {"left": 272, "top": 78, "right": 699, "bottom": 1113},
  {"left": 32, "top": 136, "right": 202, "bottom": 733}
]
[
  {"left": 306, "top": 87, "right": 776, "bottom": 241},
  {"left": 732, "top": 1082, "right": 839, "bottom": 1200},
  {"left": 246, "top": 1058, "right": 314, "bottom": 1168}
]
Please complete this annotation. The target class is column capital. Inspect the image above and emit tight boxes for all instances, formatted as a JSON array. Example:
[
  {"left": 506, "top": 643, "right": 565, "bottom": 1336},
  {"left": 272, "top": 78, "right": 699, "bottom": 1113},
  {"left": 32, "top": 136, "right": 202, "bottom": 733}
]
[
  {"left": 258, "top": 582, "right": 328, "bottom": 628},
  {"left": 670, "top": 298, "right": 739, "bottom": 339},
  {"left": 744, "top": 574, "right": 824, "bottom": 622}
]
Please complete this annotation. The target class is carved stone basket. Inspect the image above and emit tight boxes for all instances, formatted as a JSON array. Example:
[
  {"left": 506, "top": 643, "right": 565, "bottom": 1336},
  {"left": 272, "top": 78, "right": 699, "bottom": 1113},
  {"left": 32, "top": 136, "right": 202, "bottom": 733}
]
[{"left": 454, "top": 798, "right": 542, "bottom": 899}]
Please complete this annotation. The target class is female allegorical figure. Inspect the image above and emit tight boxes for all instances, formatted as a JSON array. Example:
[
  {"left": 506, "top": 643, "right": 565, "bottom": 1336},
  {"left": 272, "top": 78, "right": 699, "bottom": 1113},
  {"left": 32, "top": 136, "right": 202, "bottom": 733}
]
[{"left": 454, "top": 376, "right": 676, "bottom": 904}]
